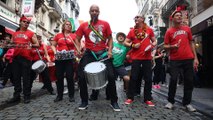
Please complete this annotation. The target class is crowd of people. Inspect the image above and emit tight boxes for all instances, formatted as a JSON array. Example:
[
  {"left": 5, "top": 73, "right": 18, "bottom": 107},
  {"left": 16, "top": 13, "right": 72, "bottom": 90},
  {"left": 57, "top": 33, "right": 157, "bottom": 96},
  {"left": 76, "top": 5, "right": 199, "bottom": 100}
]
[{"left": 0, "top": 4, "right": 200, "bottom": 112}]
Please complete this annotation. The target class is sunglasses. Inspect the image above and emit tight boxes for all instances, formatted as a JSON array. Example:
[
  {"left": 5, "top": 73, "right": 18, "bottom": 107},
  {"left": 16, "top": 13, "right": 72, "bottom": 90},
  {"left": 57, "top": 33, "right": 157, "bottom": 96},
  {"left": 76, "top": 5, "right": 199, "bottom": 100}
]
[{"left": 22, "top": 21, "right": 30, "bottom": 24}]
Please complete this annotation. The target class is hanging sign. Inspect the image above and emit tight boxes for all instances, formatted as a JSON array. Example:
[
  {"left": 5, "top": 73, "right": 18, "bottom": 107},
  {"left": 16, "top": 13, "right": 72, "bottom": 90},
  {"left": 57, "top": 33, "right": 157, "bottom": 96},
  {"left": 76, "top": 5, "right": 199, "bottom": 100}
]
[{"left": 21, "top": 0, "right": 35, "bottom": 16}]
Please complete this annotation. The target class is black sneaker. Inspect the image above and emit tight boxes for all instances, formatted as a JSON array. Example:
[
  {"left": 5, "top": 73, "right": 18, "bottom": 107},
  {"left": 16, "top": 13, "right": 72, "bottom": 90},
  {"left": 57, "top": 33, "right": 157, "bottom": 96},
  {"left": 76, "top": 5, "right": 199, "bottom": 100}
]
[
  {"left": 110, "top": 102, "right": 121, "bottom": 112},
  {"left": 6, "top": 97, "right": 21, "bottom": 104},
  {"left": 78, "top": 102, "right": 88, "bottom": 110}
]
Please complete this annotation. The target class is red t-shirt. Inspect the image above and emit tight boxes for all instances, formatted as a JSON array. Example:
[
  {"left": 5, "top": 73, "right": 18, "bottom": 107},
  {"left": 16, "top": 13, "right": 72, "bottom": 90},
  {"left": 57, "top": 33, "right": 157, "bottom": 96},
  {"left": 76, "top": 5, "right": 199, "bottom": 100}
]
[
  {"left": 46, "top": 45, "right": 55, "bottom": 61},
  {"left": 75, "top": 20, "right": 112, "bottom": 52},
  {"left": 13, "top": 30, "right": 34, "bottom": 60},
  {"left": 164, "top": 26, "right": 194, "bottom": 60},
  {"left": 126, "top": 27, "right": 154, "bottom": 60},
  {"left": 31, "top": 43, "right": 45, "bottom": 61},
  {"left": 54, "top": 33, "right": 76, "bottom": 51}
]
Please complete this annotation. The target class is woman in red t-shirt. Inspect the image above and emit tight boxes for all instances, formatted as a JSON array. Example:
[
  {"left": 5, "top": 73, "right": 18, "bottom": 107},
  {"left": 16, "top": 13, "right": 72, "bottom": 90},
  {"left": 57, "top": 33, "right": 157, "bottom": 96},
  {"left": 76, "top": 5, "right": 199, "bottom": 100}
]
[
  {"left": 7, "top": 15, "right": 39, "bottom": 104},
  {"left": 51, "top": 20, "right": 77, "bottom": 102}
]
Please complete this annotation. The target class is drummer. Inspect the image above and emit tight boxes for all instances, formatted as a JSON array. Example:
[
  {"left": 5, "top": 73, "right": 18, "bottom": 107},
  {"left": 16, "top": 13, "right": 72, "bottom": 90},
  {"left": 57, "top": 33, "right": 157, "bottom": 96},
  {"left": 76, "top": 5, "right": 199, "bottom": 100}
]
[
  {"left": 7, "top": 15, "right": 39, "bottom": 104},
  {"left": 75, "top": 4, "right": 120, "bottom": 111},
  {"left": 30, "top": 33, "right": 55, "bottom": 95}
]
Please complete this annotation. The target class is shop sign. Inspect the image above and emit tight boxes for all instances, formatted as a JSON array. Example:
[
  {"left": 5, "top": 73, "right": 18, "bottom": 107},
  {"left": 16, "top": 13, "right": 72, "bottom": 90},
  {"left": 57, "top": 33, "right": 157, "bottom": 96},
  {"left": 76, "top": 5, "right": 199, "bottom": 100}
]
[{"left": 0, "top": 5, "right": 17, "bottom": 23}]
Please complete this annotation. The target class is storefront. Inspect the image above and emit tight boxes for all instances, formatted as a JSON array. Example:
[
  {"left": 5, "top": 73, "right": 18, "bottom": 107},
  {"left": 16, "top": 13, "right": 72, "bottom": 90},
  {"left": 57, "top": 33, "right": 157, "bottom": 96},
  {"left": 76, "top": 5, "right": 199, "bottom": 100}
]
[{"left": 192, "top": 12, "right": 213, "bottom": 87}]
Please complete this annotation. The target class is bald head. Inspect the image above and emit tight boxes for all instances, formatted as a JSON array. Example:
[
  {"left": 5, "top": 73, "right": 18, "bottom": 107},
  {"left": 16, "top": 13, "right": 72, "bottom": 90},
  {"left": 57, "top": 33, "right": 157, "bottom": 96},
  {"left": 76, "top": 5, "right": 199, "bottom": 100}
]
[
  {"left": 89, "top": 4, "right": 99, "bottom": 12},
  {"left": 89, "top": 4, "right": 100, "bottom": 23}
]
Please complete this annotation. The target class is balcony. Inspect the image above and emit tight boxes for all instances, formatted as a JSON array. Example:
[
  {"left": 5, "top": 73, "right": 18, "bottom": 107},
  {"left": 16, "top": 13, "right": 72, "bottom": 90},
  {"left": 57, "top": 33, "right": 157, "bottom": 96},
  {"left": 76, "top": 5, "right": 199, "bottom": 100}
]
[
  {"left": 48, "top": 0, "right": 62, "bottom": 19},
  {"left": 62, "top": 13, "right": 69, "bottom": 21},
  {"left": 150, "top": 1, "right": 159, "bottom": 15},
  {"left": 161, "top": 0, "right": 190, "bottom": 19}
]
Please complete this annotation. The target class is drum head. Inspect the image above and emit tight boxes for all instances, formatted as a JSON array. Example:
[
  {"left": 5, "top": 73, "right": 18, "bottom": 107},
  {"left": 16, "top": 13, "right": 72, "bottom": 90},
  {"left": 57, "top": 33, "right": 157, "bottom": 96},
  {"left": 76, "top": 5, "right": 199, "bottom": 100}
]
[
  {"left": 32, "top": 60, "right": 45, "bottom": 70},
  {"left": 84, "top": 62, "right": 106, "bottom": 73}
]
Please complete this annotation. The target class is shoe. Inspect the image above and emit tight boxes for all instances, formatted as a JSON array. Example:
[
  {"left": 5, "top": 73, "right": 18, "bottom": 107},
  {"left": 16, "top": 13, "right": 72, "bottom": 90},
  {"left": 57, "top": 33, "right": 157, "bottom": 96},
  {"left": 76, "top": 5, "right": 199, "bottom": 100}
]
[
  {"left": 69, "top": 97, "right": 75, "bottom": 102},
  {"left": 124, "top": 99, "right": 133, "bottom": 105},
  {"left": 63, "top": 89, "right": 68, "bottom": 94},
  {"left": 145, "top": 101, "right": 155, "bottom": 107},
  {"left": 156, "top": 85, "right": 161, "bottom": 89},
  {"left": 54, "top": 97, "right": 62, "bottom": 102},
  {"left": 78, "top": 102, "right": 88, "bottom": 110},
  {"left": 23, "top": 98, "right": 30, "bottom": 104},
  {"left": 49, "top": 91, "right": 56, "bottom": 95},
  {"left": 110, "top": 102, "right": 121, "bottom": 112},
  {"left": 152, "top": 85, "right": 157, "bottom": 89},
  {"left": 41, "top": 85, "right": 46, "bottom": 90},
  {"left": 7, "top": 97, "right": 21, "bottom": 104},
  {"left": 185, "top": 104, "right": 196, "bottom": 112},
  {"left": 0, "top": 83, "right": 4, "bottom": 89},
  {"left": 165, "top": 102, "right": 174, "bottom": 109},
  {"left": 134, "top": 93, "right": 140, "bottom": 97},
  {"left": 89, "top": 94, "right": 98, "bottom": 101}
]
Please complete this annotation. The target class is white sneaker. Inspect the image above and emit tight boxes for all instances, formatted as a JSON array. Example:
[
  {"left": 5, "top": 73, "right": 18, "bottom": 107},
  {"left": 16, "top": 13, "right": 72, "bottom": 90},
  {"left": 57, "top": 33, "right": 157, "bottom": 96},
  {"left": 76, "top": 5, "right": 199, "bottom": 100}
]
[
  {"left": 185, "top": 104, "right": 196, "bottom": 112},
  {"left": 63, "top": 89, "right": 68, "bottom": 94},
  {"left": 165, "top": 102, "right": 174, "bottom": 109}
]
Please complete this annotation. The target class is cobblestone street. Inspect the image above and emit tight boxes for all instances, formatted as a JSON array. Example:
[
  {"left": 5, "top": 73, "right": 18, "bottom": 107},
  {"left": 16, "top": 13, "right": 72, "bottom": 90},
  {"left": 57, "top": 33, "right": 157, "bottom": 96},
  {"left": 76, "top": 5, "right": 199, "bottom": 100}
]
[{"left": 0, "top": 80, "right": 212, "bottom": 120}]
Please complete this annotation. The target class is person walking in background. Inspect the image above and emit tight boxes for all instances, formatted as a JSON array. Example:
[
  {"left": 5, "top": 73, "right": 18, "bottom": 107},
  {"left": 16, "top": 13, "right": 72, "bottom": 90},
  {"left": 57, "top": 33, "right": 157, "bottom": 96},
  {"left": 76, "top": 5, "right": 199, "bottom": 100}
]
[
  {"left": 51, "top": 20, "right": 76, "bottom": 103},
  {"left": 7, "top": 15, "right": 39, "bottom": 104},
  {"left": 75, "top": 4, "right": 120, "bottom": 111},
  {"left": 124, "top": 14, "right": 157, "bottom": 106},
  {"left": 164, "top": 10, "right": 199, "bottom": 112},
  {"left": 152, "top": 47, "right": 165, "bottom": 89},
  {"left": 30, "top": 34, "right": 55, "bottom": 95}
]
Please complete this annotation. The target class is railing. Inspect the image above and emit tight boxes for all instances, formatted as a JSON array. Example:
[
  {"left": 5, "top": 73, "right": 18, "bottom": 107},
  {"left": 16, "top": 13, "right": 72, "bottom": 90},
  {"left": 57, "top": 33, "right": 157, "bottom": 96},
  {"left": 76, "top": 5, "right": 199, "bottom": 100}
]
[
  {"left": 49, "top": 0, "right": 62, "bottom": 17},
  {"left": 161, "top": 0, "right": 180, "bottom": 17}
]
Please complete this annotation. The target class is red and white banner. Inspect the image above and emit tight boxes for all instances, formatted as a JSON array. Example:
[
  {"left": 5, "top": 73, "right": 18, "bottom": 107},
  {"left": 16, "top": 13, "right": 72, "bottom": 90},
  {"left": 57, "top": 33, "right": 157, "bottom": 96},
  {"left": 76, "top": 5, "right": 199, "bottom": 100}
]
[{"left": 21, "top": 0, "right": 35, "bottom": 16}]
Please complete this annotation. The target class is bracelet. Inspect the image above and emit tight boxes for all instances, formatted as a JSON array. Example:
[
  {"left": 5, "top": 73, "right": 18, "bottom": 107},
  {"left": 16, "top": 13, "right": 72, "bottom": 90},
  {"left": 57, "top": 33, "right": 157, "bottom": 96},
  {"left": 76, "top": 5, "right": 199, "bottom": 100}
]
[{"left": 131, "top": 43, "right": 135, "bottom": 48}]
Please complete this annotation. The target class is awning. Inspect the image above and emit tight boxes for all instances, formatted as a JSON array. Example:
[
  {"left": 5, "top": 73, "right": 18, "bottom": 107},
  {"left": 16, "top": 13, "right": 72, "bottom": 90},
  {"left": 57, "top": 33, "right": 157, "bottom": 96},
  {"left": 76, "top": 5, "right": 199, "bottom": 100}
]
[
  {"left": 5, "top": 27, "right": 15, "bottom": 35},
  {"left": 0, "top": 15, "right": 19, "bottom": 31}
]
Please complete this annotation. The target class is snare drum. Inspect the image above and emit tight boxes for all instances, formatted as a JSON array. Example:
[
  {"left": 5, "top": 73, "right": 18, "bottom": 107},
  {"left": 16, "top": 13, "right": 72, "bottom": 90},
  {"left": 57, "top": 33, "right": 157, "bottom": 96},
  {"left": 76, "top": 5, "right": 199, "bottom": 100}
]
[
  {"left": 84, "top": 62, "right": 108, "bottom": 89},
  {"left": 31, "top": 60, "right": 46, "bottom": 73}
]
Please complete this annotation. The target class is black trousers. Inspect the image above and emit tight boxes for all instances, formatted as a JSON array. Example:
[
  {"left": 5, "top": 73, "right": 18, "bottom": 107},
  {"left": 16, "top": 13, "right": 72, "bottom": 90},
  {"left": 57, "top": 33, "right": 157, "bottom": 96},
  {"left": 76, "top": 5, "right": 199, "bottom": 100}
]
[
  {"left": 78, "top": 50, "right": 118, "bottom": 103},
  {"left": 12, "top": 56, "right": 32, "bottom": 98},
  {"left": 55, "top": 59, "right": 74, "bottom": 98},
  {"left": 168, "top": 59, "right": 194, "bottom": 105},
  {"left": 127, "top": 60, "right": 153, "bottom": 101},
  {"left": 30, "top": 61, "right": 53, "bottom": 92}
]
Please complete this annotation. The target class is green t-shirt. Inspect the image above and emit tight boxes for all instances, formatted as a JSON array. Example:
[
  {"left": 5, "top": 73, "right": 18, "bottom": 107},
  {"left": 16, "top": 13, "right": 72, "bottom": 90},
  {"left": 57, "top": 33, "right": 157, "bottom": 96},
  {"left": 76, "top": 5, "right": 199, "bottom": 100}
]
[{"left": 112, "top": 42, "right": 129, "bottom": 67}]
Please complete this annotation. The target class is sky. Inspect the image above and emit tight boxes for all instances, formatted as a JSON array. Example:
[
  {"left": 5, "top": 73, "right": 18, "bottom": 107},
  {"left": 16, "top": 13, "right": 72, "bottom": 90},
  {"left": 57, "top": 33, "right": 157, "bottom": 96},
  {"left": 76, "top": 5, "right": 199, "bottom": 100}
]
[{"left": 78, "top": 0, "right": 138, "bottom": 35}]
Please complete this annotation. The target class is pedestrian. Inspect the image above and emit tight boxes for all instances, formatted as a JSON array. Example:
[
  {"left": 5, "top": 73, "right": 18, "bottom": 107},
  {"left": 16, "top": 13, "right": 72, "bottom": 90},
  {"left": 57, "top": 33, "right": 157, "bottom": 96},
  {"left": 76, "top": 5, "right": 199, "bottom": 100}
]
[
  {"left": 164, "top": 10, "right": 199, "bottom": 112},
  {"left": 124, "top": 14, "right": 157, "bottom": 106},
  {"left": 30, "top": 34, "right": 55, "bottom": 95},
  {"left": 7, "top": 15, "right": 39, "bottom": 104},
  {"left": 74, "top": 4, "right": 120, "bottom": 111},
  {"left": 152, "top": 47, "right": 165, "bottom": 89},
  {"left": 51, "top": 20, "right": 76, "bottom": 103}
]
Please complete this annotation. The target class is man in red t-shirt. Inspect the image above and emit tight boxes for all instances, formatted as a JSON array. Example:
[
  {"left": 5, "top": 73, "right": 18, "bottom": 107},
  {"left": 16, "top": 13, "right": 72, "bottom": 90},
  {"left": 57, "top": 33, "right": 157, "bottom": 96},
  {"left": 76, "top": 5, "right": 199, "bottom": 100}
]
[
  {"left": 123, "top": 14, "right": 157, "bottom": 106},
  {"left": 7, "top": 15, "right": 39, "bottom": 104},
  {"left": 75, "top": 4, "right": 120, "bottom": 111},
  {"left": 164, "top": 10, "right": 199, "bottom": 112}
]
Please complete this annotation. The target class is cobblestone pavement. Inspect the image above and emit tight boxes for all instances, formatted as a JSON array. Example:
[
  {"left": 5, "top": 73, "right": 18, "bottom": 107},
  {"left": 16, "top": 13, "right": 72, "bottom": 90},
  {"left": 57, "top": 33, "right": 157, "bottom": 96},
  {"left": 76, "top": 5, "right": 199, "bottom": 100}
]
[{"left": 0, "top": 80, "right": 212, "bottom": 120}]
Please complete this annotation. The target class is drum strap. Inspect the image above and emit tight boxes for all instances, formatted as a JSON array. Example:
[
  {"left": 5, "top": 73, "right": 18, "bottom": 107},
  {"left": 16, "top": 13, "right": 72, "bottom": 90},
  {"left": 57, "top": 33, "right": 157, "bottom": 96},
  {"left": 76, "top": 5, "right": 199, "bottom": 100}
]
[{"left": 91, "top": 51, "right": 107, "bottom": 61}]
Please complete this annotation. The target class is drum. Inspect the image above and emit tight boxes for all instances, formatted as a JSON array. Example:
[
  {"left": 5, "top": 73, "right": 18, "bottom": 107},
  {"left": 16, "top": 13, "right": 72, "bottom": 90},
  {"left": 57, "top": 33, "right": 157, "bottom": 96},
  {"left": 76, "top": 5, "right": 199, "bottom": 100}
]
[
  {"left": 31, "top": 60, "right": 46, "bottom": 73},
  {"left": 84, "top": 62, "right": 108, "bottom": 90}
]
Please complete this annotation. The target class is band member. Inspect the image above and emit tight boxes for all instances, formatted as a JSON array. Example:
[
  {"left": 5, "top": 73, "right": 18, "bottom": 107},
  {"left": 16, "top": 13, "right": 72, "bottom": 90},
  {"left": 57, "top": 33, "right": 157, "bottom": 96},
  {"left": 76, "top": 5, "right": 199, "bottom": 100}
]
[
  {"left": 75, "top": 4, "right": 120, "bottom": 111},
  {"left": 164, "top": 10, "right": 198, "bottom": 112},
  {"left": 51, "top": 20, "right": 76, "bottom": 103},
  {"left": 30, "top": 34, "right": 55, "bottom": 95},
  {"left": 7, "top": 15, "right": 39, "bottom": 104},
  {"left": 124, "top": 14, "right": 157, "bottom": 106}
]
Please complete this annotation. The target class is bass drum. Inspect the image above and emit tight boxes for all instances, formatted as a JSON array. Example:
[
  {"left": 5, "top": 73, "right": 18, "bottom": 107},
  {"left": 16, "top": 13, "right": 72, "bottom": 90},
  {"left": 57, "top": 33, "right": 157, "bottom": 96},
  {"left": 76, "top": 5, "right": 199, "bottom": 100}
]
[{"left": 84, "top": 61, "right": 108, "bottom": 90}]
